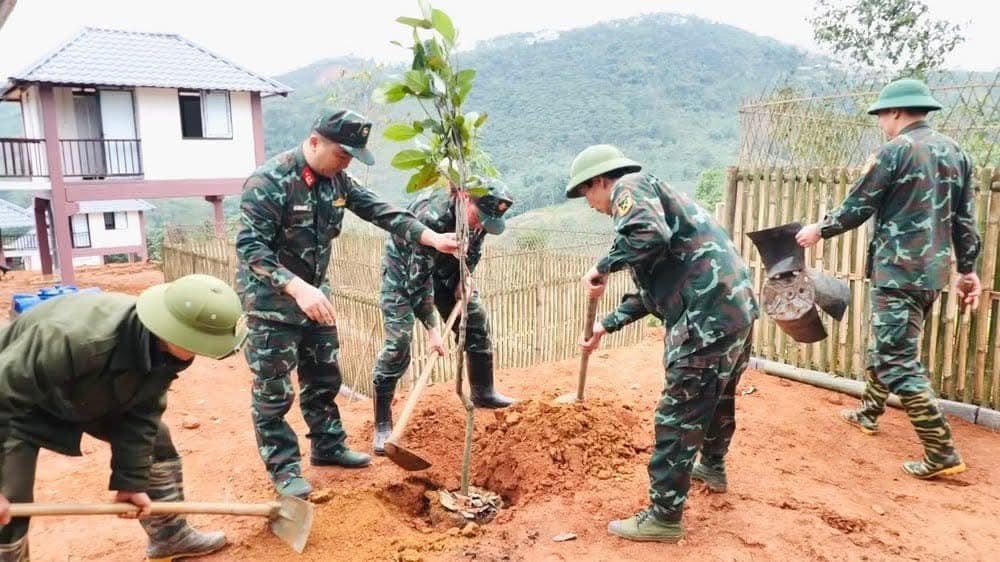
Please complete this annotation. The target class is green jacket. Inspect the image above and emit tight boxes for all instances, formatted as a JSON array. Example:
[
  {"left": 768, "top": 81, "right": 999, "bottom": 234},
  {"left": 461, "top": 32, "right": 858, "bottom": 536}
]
[
  {"left": 235, "top": 147, "right": 429, "bottom": 325},
  {"left": 597, "top": 172, "right": 758, "bottom": 362},
  {"left": 0, "top": 293, "right": 192, "bottom": 491},
  {"left": 820, "top": 121, "right": 981, "bottom": 289}
]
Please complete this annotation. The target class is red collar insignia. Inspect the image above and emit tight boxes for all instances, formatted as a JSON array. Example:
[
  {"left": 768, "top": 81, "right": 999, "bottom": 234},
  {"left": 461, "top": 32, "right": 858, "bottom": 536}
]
[{"left": 302, "top": 166, "right": 316, "bottom": 188}]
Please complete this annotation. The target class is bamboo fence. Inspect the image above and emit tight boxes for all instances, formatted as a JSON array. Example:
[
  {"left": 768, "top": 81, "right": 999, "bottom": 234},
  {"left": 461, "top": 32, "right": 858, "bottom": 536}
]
[
  {"left": 716, "top": 165, "right": 1000, "bottom": 408},
  {"left": 162, "top": 232, "right": 645, "bottom": 397}
]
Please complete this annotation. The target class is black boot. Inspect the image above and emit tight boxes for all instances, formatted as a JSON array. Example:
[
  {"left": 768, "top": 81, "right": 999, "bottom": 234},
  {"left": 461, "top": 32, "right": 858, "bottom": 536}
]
[
  {"left": 467, "top": 353, "right": 515, "bottom": 409},
  {"left": 373, "top": 382, "right": 395, "bottom": 455}
]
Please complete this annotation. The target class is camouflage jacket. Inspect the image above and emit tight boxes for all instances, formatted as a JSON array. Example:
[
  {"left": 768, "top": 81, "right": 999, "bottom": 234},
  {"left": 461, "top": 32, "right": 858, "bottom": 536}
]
[
  {"left": 381, "top": 189, "right": 486, "bottom": 329},
  {"left": 597, "top": 172, "right": 758, "bottom": 360},
  {"left": 820, "top": 121, "right": 981, "bottom": 290},
  {"left": 236, "top": 148, "right": 429, "bottom": 325},
  {"left": 0, "top": 293, "right": 192, "bottom": 491}
]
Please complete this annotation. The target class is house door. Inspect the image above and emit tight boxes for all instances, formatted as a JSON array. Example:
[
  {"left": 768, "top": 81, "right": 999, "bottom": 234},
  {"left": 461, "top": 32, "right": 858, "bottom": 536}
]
[
  {"left": 72, "top": 91, "right": 106, "bottom": 177},
  {"left": 99, "top": 90, "right": 139, "bottom": 175}
]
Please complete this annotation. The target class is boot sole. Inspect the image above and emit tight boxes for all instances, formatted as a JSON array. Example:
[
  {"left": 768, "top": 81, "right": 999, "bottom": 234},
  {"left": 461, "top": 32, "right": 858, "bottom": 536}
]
[
  {"left": 840, "top": 414, "right": 878, "bottom": 435},
  {"left": 608, "top": 528, "right": 683, "bottom": 543},
  {"left": 148, "top": 542, "right": 227, "bottom": 562},
  {"left": 903, "top": 461, "right": 967, "bottom": 480},
  {"left": 310, "top": 459, "right": 372, "bottom": 468}
]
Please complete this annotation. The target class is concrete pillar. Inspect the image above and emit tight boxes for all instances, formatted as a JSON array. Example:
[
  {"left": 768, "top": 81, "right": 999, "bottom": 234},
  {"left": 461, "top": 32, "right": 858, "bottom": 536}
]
[
  {"left": 206, "top": 195, "right": 225, "bottom": 238},
  {"left": 33, "top": 197, "right": 53, "bottom": 275},
  {"left": 39, "top": 85, "right": 75, "bottom": 285}
]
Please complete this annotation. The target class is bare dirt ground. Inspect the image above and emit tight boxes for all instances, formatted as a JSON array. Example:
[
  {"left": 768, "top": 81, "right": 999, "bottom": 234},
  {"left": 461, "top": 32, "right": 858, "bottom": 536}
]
[{"left": 3, "top": 266, "right": 998, "bottom": 561}]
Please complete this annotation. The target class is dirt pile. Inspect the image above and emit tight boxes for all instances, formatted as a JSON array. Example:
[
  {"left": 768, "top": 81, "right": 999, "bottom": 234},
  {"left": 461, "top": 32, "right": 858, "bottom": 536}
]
[{"left": 474, "top": 399, "right": 645, "bottom": 504}]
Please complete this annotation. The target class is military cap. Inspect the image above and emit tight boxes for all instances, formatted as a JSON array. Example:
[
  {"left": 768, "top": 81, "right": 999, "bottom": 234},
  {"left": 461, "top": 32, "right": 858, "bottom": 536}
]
[{"left": 312, "top": 108, "right": 376, "bottom": 165}]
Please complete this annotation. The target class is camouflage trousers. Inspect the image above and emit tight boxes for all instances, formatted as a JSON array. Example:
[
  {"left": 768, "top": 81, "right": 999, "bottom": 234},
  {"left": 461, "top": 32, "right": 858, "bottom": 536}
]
[
  {"left": 371, "top": 284, "right": 492, "bottom": 392},
  {"left": 0, "top": 420, "right": 185, "bottom": 549},
  {"left": 244, "top": 317, "right": 347, "bottom": 482},
  {"left": 648, "top": 325, "right": 753, "bottom": 522},
  {"left": 857, "top": 287, "right": 958, "bottom": 460}
]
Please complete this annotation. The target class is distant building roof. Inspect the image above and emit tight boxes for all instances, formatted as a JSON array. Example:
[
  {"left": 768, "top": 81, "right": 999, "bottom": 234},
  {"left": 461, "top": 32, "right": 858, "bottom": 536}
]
[
  {"left": 0, "top": 198, "right": 34, "bottom": 229},
  {"left": 77, "top": 199, "right": 155, "bottom": 214},
  {"left": 3, "top": 27, "right": 292, "bottom": 98}
]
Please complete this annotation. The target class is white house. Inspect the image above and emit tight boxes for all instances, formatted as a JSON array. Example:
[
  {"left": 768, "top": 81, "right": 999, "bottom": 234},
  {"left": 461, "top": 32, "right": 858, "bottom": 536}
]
[
  {"left": 0, "top": 27, "right": 291, "bottom": 283},
  {"left": 0, "top": 197, "right": 153, "bottom": 271}
]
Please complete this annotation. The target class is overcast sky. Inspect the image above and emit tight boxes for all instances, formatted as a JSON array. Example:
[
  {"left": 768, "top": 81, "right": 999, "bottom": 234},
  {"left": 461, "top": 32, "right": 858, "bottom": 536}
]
[{"left": 0, "top": 0, "right": 996, "bottom": 81}]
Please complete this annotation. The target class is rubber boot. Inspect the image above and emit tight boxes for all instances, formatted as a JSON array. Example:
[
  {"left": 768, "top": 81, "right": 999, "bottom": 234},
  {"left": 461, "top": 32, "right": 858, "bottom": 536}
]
[
  {"left": 373, "top": 382, "right": 395, "bottom": 456},
  {"left": 142, "top": 459, "right": 227, "bottom": 562},
  {"left": 691, "top": 461, "right": 727, "bottom": 493},
  {"left": 467, "top": 353, "right": 515, "bottom": 409},
  {"left": 842, "top": 370, "right": 888, "bottom": 435},
  {"left": 899, "top": 391, "right": 967, "bottom": 479},
  {"left": 607, "top": 507, "right": 684, "bottom": 543},
  {"left": 0, "top": 537, "right": 28, "bottom": 562}
]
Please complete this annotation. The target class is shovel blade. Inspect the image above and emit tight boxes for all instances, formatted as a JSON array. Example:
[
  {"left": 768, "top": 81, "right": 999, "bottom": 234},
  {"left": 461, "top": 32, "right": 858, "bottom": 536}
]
[
  {"left": 271, "top": 495, "right": 314, "bottom": 554},
  {"left": 554, "top": 392, "right": 579, "bottom": 404},
  {"left": 384, "top": 441, "right": 432, "bottom": 471}
]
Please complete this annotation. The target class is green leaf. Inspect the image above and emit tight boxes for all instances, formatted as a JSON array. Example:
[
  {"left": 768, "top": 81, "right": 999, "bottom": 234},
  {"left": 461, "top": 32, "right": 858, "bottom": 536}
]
[
  {"left": 431, "top": 9, "right": 456, "bottom": 44},
  {"left": 406, "top": 164, "right": 440, "bottom": 192},
  {"left": 390, "top": 40, "right": 406, "bottom": 48},
  {"left": 391, "top": 149, "right": 430, "bottom": 170},
  {"left": 456, "top": 69, "right": 476, "bottom": 103},
  {"left": 474, "top": 112, "right": 488, "bottom": 127},
  {"left": 397, "top": 16, "right": 432, "bottom": 29},
  {"left": 383, "top": 123, "right": 420, "bottom": 142},
  {"left": 468, "top": 186, "right": 489, "bottom": 197},
  {"left": 430, "top": 72, "right": 447, "bottom": 95},
  {"left": 411, "top": 39, "right": 426, "bottom": 70},
  {"left": 403, "top": 70, "right": 431, "bottom": 95},
  {"left": 373, "top": 83, "right": 407, "bottom": 104}
]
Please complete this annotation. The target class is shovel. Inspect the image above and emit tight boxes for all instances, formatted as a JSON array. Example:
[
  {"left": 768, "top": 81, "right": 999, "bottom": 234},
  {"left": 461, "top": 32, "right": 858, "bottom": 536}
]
[
  {"left": 556, "top": 295, "right": 600, "bottom": 404},
  {"left": 10, "top": 496, "right": 314, "bottom": 553},
  {"left": 384, "top": 302, "right": 464, "bottom": 471}
]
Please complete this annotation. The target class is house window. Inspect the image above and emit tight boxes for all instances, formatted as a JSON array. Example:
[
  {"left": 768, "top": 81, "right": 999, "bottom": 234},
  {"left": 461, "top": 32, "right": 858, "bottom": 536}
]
[
  {"left": 103, "top": 211, "right": 127, "bottom": 230},
  {"left": 178, "top": 90, "right": 232, "bottom": 139}
]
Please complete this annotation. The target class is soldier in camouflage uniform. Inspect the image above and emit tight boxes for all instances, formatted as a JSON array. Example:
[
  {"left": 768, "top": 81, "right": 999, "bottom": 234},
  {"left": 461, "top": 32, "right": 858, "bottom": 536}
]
[
  {"left": 0, "top": 274, "right": 246, "bottom": 562},
  {"left": 236, "top": 109, "right": 459, "bottom": 499},
  {"left": 371, "top": 181, "right": 517, "bottom": 454},
  {"left": 797, "top": 78, "right": 981, "bottom": 480},
  {"left": 569, "top": 145, "right": 759, "bottom": 542}
]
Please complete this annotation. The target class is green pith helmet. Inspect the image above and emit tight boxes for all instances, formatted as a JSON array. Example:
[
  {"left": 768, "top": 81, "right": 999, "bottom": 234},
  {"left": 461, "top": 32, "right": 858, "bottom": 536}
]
[
  {"left": 565, "top": 144, "right": 642, "bottom": 198},
  {"left": 136, "top": 274, "right": 247, "bottom": 360},
  {"left": 866, "top": 78, "right": 943, "bottom": 115},
  {"left": 472, "top": 178, "right": 515, "bottom": 235}
]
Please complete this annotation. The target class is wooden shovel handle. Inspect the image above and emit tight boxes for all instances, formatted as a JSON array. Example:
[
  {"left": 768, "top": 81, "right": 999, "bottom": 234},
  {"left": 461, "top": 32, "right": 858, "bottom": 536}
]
[
  {"left": 387, "top": 302, "right": 464, "bottom": 444},
  {"left": 576, "top": 295, "right": 600, "bottom": 400},
  {"left": 10, "top": 501, "right": 277, "bottom": 518}
]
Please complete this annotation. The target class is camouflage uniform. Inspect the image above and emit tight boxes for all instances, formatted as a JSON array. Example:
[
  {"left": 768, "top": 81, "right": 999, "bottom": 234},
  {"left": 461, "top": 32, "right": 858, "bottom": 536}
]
[
  {"left": 820, "top": 120, "right": 980, "bottom": 472},
  {"left": 372, "top": 188, "right": 491, "bottom": 391},
  {"left": 597, "top": 172, "right": 758, "bottom": 522},
  {"left": 236, "top": 146, "right": 428, "bottom": 484},
  {"left": 370, "top": 185, "right": 515, "bottom": 452}
]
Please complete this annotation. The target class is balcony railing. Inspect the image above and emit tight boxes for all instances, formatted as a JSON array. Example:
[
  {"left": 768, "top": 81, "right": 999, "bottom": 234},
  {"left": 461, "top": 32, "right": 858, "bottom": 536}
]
[
  {"left": 72, "top": 230, "right": 92, "bottom": 249},
  {"left": 1, "top": 232, "right": 40, "bottom": 252},
  {"left": 0, "top": 138, "right": 143, "bottom": 179},
  {"left": 0, "top": 138, "right": 48, "bottom": 177},
  {"left": 60, "top": 139, "right": 143, "bottom": 177}
]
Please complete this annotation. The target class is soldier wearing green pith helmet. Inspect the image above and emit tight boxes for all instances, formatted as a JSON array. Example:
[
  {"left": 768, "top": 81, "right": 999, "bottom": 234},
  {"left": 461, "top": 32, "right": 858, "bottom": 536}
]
[
  {"left": 569, "top": 145, "right": 758, "bottom": 543},
  {"left": 0, "top": 274, "right": 247, "bottom": 562},
  {"left": 797, "top": 78, "right": 981, "bottom": 480}
]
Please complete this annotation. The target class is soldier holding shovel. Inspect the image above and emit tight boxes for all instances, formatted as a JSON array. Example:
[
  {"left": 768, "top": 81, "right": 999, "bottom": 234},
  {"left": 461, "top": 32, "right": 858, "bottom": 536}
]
[{"left": 569, "top": 145, "right": 758, "bottom": 543}]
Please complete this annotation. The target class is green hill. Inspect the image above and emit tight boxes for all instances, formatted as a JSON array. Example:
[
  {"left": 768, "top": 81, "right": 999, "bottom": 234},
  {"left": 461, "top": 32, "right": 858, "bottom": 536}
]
[{"left": 262, "top": 13, "right": 817, "bottom": 216}]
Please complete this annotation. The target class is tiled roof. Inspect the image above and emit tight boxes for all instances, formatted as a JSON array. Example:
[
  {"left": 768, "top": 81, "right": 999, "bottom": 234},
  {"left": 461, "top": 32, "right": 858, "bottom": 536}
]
[
  {"left": 0, "top": 197, "right": 34, "bottom": 229},
  {"left": 5, "top": 27, "right": 291, "bottom": 96}
]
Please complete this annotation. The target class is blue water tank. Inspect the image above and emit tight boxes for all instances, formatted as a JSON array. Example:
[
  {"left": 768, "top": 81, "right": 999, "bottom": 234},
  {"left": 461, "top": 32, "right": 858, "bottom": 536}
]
[{"left": 11, "top": 285, "right": 102, "bottom": 317}]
